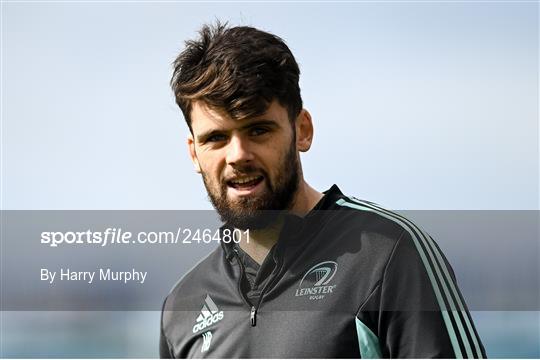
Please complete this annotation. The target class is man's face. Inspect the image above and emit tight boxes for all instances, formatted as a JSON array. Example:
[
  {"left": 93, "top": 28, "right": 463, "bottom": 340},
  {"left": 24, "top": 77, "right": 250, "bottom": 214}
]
[{"left": 188, "top": 100, "right": 300, "bottom": 229}]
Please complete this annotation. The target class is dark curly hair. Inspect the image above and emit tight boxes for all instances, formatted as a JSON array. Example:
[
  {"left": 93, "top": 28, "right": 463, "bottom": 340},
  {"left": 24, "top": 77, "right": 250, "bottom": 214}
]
[{"left": 171, "top": 21, "right": 303, "bottom": 133}]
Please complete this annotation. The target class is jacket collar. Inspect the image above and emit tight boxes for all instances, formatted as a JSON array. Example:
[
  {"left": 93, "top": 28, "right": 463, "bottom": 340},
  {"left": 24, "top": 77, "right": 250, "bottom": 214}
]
[{"left": 221, "top": 184, "right": 345, "bottom": 260}]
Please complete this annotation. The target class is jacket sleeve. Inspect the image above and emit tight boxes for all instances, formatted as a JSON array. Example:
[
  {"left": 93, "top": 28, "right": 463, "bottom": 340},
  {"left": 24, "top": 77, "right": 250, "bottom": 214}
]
[
  {"left": 160, "top": 296, "right": 174, "bottom": 358},
  {"left": 356, "top": 230, "right": 487, "bottom": 358},
  {"left": 160, "top": 327, "right": 173, "bottom": 358}
]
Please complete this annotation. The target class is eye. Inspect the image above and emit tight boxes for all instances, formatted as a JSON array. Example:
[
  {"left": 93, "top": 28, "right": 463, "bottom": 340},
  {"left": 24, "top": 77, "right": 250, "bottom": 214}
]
[
  {"left": 250, "top": 127, "right": 269, "bottom": 136},
  {"left": 206, "top": 134, "right": 227, "bottom": 143}
]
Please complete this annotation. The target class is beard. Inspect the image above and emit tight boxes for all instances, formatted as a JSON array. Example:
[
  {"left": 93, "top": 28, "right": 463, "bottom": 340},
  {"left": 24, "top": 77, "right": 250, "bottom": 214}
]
[{"left": 201, "top": 137, "right": 300, "bottom": 230}]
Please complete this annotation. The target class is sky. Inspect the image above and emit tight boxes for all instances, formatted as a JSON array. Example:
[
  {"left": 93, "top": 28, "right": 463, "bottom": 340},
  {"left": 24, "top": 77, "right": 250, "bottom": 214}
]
[{"left": 2, "top": 0, "right": 538, "bottom": 210}]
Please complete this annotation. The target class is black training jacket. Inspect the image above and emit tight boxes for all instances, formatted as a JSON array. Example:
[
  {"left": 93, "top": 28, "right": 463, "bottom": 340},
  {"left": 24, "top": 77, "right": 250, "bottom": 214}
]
[{"left": 160, "top": 185, "right": 486, "bottom": 358}]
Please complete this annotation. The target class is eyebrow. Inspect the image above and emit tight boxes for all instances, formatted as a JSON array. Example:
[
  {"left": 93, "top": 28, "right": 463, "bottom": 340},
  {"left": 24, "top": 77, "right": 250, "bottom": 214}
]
[{"left": 196, "top": 119, "right": 279, "bottom": 143}]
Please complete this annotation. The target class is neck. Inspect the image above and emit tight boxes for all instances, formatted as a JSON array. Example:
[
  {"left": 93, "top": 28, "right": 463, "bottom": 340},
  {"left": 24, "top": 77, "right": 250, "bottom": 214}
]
[
  {"left": 289, "top": 180, "right": 325, "bottom": 216},
  {"left": 237, "top": 180, "right": 323, "bottom": 264}
]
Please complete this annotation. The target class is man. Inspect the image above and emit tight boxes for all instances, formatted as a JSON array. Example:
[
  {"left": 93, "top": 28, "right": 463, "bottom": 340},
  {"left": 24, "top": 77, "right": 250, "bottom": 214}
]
[{"left": 160, "top": 22, "right": 486, "bottom": 358}]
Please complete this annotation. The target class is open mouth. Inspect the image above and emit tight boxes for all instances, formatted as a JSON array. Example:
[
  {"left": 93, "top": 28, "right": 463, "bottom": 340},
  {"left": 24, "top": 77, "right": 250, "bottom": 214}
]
[{"left": 226, "top": 175, "right": 264, "bottom": 190}]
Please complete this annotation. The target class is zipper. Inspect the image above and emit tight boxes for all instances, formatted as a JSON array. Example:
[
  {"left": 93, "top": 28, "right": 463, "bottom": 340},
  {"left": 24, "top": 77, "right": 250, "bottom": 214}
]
[
  {"left": 232, "top": 248, "right": 254, "bottom": 310},
  {"left": 233, "top": 246, "right": 284, "bottom": 328},
  {"left": 250, "top": 306, "right": 257, "bottom": 326},
  {"left": 250, "top": 256, "right": 283, "bottom": 327}
]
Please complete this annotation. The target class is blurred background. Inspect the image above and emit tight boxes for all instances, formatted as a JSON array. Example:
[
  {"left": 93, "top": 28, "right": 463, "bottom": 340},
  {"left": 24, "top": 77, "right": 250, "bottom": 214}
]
[{"left": 1, "top": 0, "right": 538, "bottom": 358}]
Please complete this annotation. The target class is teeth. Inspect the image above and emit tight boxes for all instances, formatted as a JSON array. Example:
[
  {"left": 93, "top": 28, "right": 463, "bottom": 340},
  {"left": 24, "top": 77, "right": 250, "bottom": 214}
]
[{"left": 230, "top": 176, "right": 260, "bottom": 185}]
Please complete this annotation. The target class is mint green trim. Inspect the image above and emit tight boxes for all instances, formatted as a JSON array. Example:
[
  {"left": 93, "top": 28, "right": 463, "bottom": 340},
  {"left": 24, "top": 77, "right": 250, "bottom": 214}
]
[
  {"left": 424, "top": 232, "right": 483, "bottom": 359},
  {"left": 355, "top": 318, "right": 382, "bottom": 359},
  {"left": 343, "top": 198, "right": 484, "bottom": 358},
  {"left": 336, "top": 199, "right": 464, "bottom": 358}
]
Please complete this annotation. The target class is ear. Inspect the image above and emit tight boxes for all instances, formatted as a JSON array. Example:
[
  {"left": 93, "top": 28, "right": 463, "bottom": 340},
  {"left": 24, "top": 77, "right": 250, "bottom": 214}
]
[
  {"left": 187, "top": 134, "right": 202, "bottom": 173},
  {"left": 295, "top": 109, "right": 314, "bottom": 152}
]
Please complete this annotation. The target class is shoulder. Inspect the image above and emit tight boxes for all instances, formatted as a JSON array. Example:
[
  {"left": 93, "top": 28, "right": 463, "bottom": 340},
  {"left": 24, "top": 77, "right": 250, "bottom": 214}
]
[
  {"left": 332, "top": 194, "right": 409, "bottom": 242},
  {"left": 337, "top": 195, "right": 458, "bottom": 293},
  {"left": 332, "top": 194, "right": 439, "bottom": 263}
]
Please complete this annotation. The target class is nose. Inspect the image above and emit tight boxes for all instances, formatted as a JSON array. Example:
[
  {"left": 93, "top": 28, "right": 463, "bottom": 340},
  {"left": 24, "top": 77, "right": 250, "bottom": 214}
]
[{"left": 225, "top": 134, "right": 254, "bottom": 166}]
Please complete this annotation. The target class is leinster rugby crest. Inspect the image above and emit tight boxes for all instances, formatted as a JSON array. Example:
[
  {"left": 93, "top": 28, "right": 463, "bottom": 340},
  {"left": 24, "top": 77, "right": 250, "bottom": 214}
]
[{"left": 295, "top": 261, "right": 338, "bottom": 301}]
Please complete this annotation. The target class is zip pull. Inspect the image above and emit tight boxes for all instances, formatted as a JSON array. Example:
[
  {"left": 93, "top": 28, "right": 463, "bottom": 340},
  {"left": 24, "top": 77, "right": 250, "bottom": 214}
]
[{"left": 250, "top": 306, "right": 257, "bottom": 327}]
